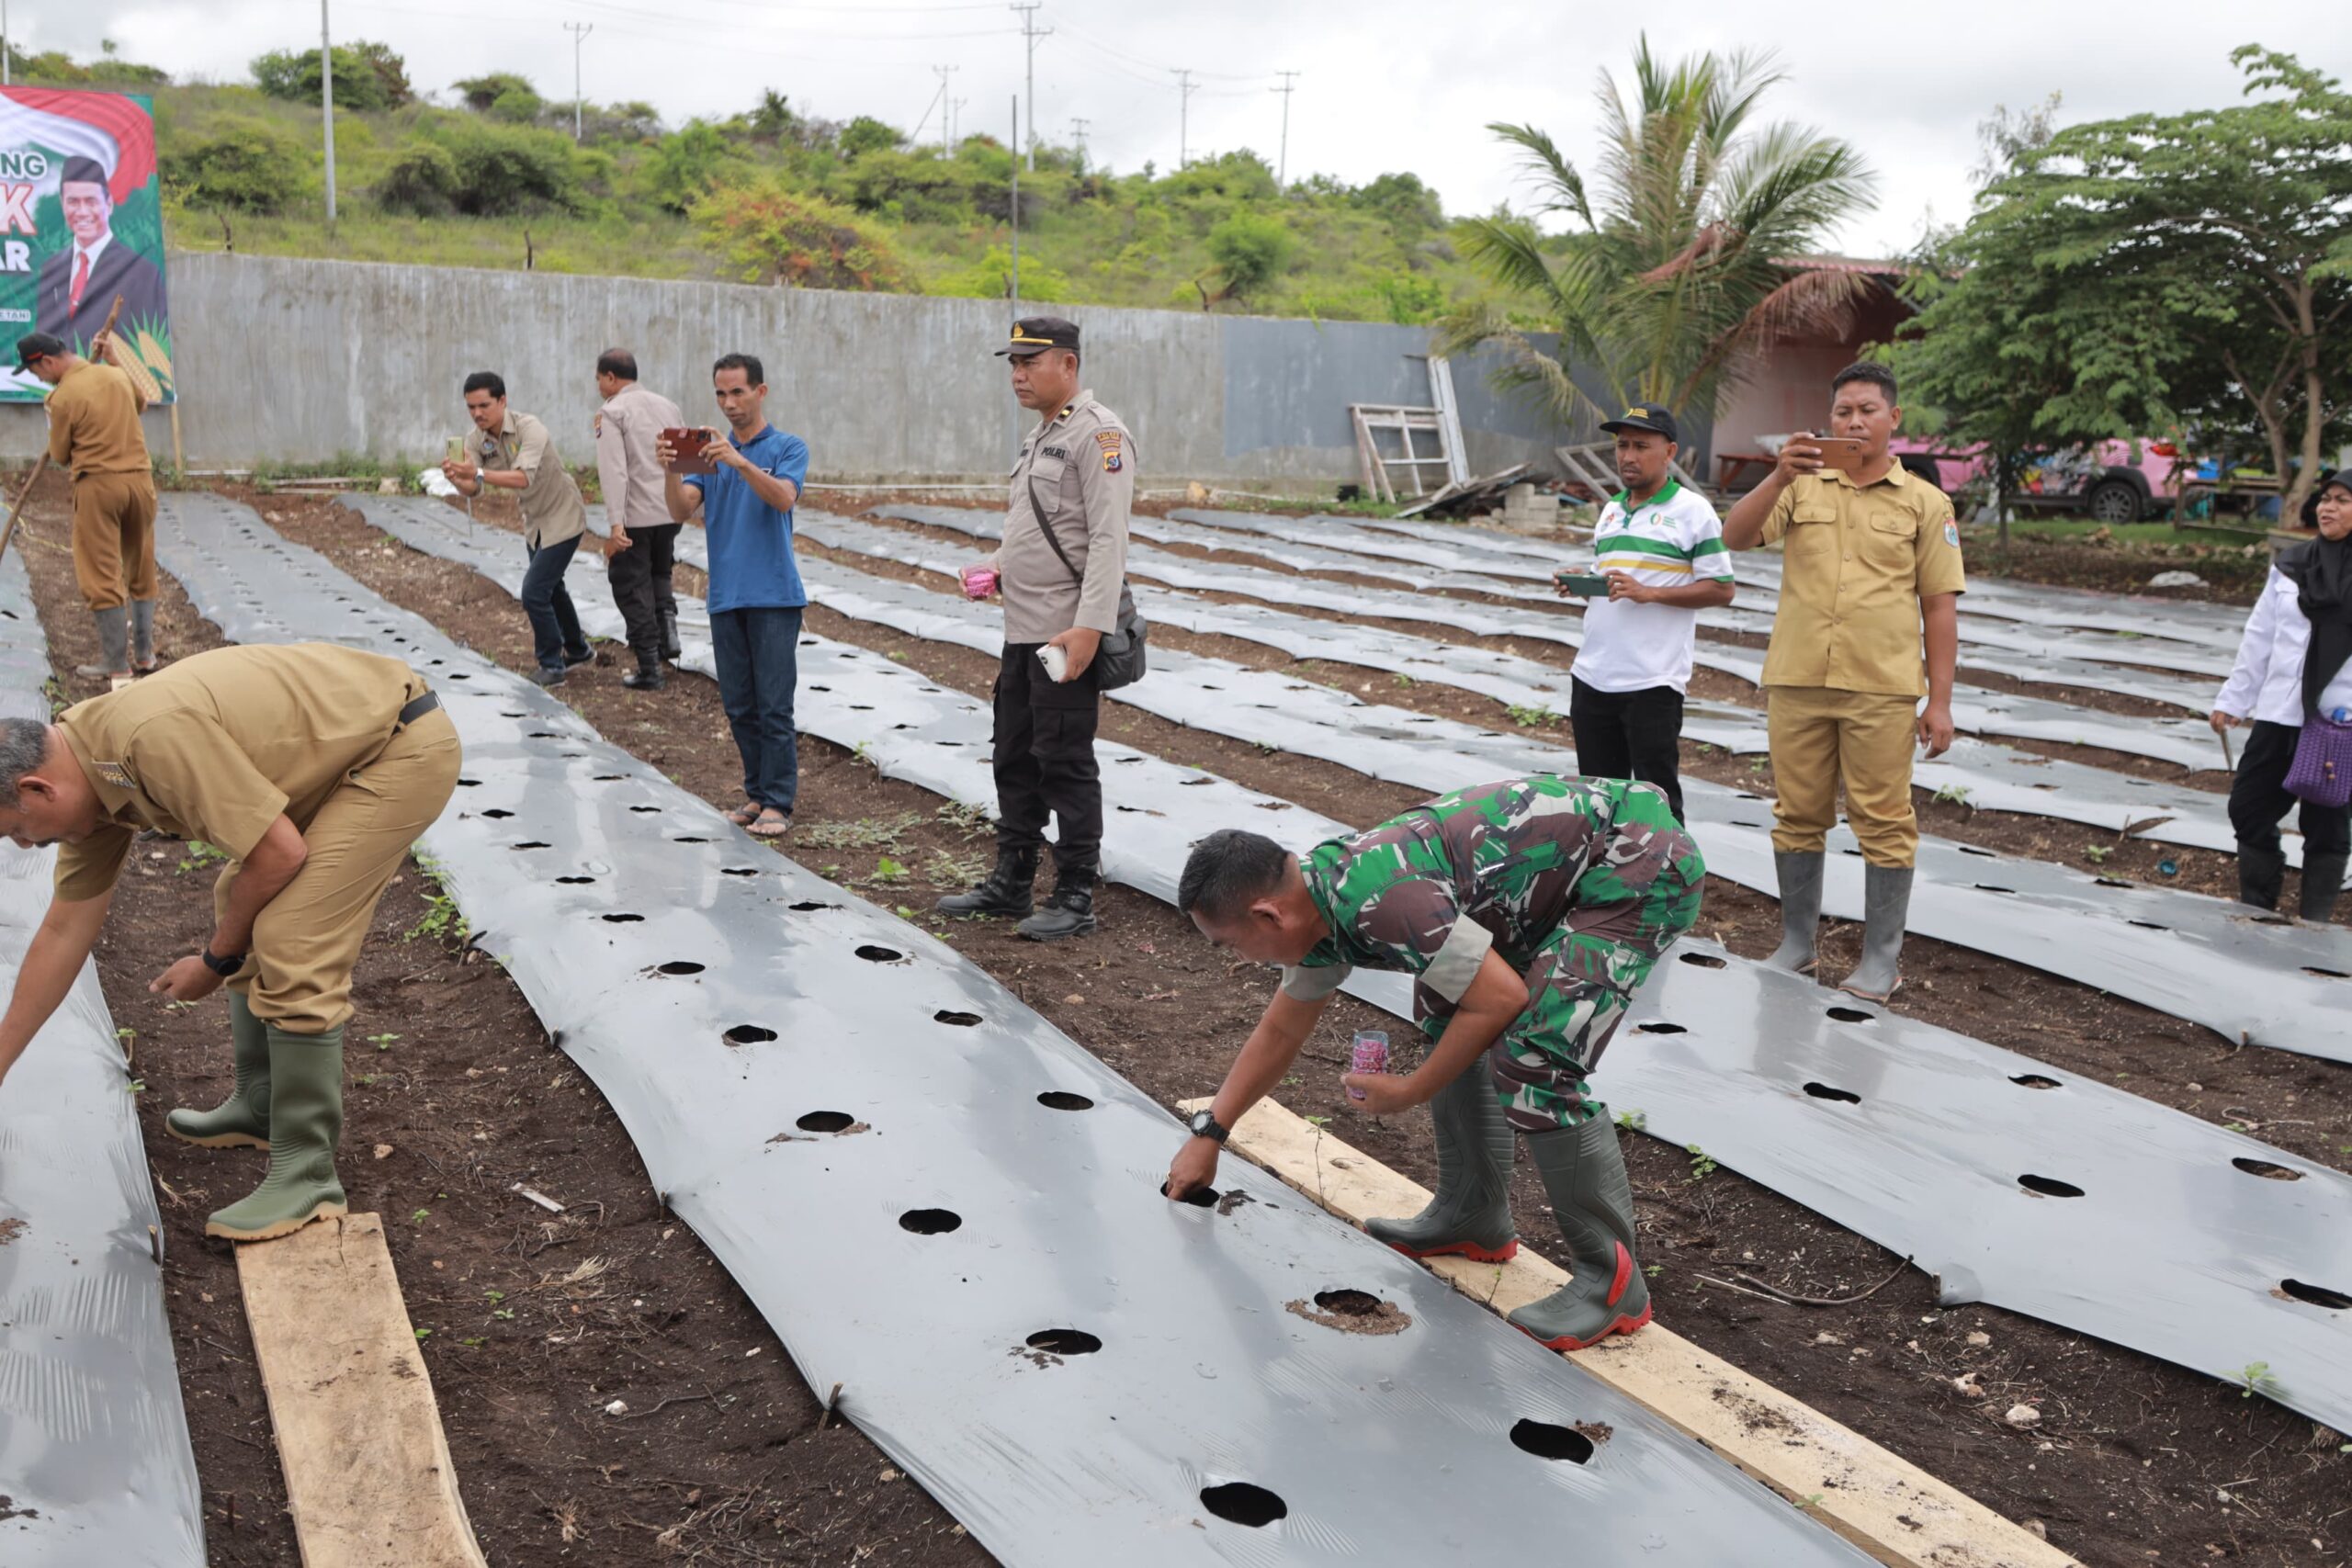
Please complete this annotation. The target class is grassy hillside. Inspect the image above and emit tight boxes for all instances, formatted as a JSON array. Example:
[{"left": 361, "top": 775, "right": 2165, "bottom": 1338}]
[{"left": 10, "top": 41, "right": 1507, "bottom": 322}]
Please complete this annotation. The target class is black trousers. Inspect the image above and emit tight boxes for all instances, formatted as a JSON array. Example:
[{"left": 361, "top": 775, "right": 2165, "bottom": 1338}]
[
  {"left": 606, "top": 523, "right": 680, "bottom": 661},
  {"left": 1568, "top": 676, "right": 1687, "bottom": 823},
  {"left": 993, "top": 642, "right": 1102, "bottom": 875},
  {"left": 2230, "top": 718, "right": 2352, "bottom": 855}
]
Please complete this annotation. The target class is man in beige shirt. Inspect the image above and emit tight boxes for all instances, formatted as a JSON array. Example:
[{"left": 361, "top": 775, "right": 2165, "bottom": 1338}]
[
  {"left": 594, "top": 348, "right": 686, "bottom": 691},
  {"left": 0, "top": 645, "right": 460, "bottom": 1241},
  {"left": 937, "top": 317, "right": 1136, "bottom": 942},
  {"left": 19, "top": 330, "right": 158, "bottom": 685},
  {"left": 441, "top": 370, "right": 594, "bottom": 687}
]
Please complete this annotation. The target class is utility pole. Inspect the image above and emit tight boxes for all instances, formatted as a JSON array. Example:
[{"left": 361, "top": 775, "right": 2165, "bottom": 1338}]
[
  {"left": 1009, "top": 3, "right": 1049, "bottom": 171},
  {"left": 563, "top": 22, "right": 593, "bottom": 141},
  {"left": 932, "top": 65, "right": 959, "bottom": 156},
  {"left": 1272, "top": 70, "right": 1300, "bottom": 188},
  {"left": 1069, "top": 116, "right": 1090, "bottom": 173},
  {"left": 951, "top": 96, "right": 967, "bottom": 154},
  {"left": 1171, "top": 69, "right": 1196, "bottom": 168},
  {"left": 320, "top": 0, "right": 336, "bottom": 221},
  {"left": 3, "top": 0, "right": 11, "bottom": 87},
  {"left": 1009, "top": 96, "right": 1021, "bottom": 317}
]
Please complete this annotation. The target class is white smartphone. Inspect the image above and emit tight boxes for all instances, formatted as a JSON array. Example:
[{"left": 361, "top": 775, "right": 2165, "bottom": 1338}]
[{"left": 1036, "top": 645, "right": 1069, "bottom": 682}]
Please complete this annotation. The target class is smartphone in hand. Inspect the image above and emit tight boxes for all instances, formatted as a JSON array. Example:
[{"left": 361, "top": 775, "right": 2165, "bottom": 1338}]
[
  {"left": 1553, "top": 570, "right": 1612, "bottom": 597},
  {"left": 1802, "top": 435, "right": 1870, "bottom": 473},
  {"left": 661, "top": 427, "right": 719, "bottom": 476}
]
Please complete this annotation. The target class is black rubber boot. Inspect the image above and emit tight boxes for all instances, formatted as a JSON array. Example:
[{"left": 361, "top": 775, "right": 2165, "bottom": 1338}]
[
  {"left": 659, "top": 608, "right": 682, "bottom": 663},
  {"left": 1364, "top": 1057, "right": 1518, "bottom": 1261},
  {"left": 1767, "top": 850, "right": 1825, "bottom": 974},
  {"left": 935, "top": 846, "right": 1037, "bottom": 919},
  {"left": 621, "top": 649, "right": 666, "bottom": 691},
  {"left": 1018, "top": 870, "right": 1099, "bottom": 942},
  {"left": 1506, "top": 1111, "right": 1652, "bottom": 1351},
  {"left": 2237, "top": 838, "right": 2287, "bottom": 911},
  {"left": 2300, "top": 852, "right": 2346, "bottom": 924}
]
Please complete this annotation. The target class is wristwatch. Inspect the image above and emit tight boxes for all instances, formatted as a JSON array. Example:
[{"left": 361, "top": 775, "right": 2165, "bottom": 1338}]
[
  {"left": 1187, "top": 1109, "right": 1230, "bottom": 1145},
  {"left": 200, "top": 947, "right": 246, "bottom": 977}
]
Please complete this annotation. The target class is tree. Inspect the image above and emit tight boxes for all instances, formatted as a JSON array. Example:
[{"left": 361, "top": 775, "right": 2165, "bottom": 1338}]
[
  {"left": 1200, "top": 210, "right": 1297, "bottom": 310},
  {"left": 1351, "top": 172, "right": 1444, "bottom": 239},
  {"left": 647, "top": 122, "right": 740, "bottom": 214},
  {"left": 252, "top": 41, "right": 411, "bottom": 111},
  {"left": 748, "top": 89, "right": 797, "bottom": 142},
  {"left": 938, "top": 244, "right": 1070, "bottom": 302},
  {"left": 161, "top": 118, "right": 309, "bottom": 215},
  {"left": 1439, "top": 37, "right": 1876, "bottom": 425},
  {"left": 454, "top": 73, "right": 536, "bottom": 114},
  {"left": 1895, "top": 48, "right": 2352, "bottom": 519},
  {"left": 695, "top": 179, "right": 918, "bottom": 292},
  {"left": 837, "top": 116, "right": 904, "bottom": 160},
  {"left": 377, "top": 123, "right": 587, "bottom": 218}
]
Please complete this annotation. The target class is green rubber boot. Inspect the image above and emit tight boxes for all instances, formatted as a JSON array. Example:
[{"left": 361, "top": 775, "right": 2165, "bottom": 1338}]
[
  {"left": 1364, "top": 1058, "right": 1519, "bottom": 1262},
  {"left": 165, "top": 990, "right": 271, "bottom": 1149},
  {"left": 206, "top": 1025, "right": 348, "bottom": 1242},
  {"left": 1507, "top": 1111, "right": 1652, "bottom": 1351}
]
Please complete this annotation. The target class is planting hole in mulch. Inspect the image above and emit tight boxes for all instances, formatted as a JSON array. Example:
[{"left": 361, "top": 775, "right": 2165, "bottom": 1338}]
[
  {"left": 1508, "top": 1418, "right": 1596, "bottom": 1464},
  {"left": 934, "top": 1010, "right": 982, "bottom": 1027},
  {"left": 1198, "top": 1482, "right": 1287, "bottom": 1528},
  {"left": 656, "top": 961, "right": 705, "bottom": 976},
  {"left": 2018, "top": 1174, "right": 2086, "bottom": 1198},
  {"left": 2277, "top": 1279, "right": 2351, "bottom": 1310},
  {"left": 2232, "top": 1157, "right": 2303, "bottom": 1181},
  {"left": 795, "top": 1111, "right": 864, "bottom": 1134},
  {"left": 601, "top": 913, "right": 643, "bottom": 923},
  {"left": 1825, "top": 1006, "right": 1875, "bottom": 1023},
  {"left": 1286, "top": 1289, "right": 1412, "bottom": 1337},
  {"left": 724, "top": 1024, "right": 778, "bottom": 1046},
  {"left": 856, "top": 944, "right": 907, "bottom": 964},
  {"left": 1161, "top": 1182, "right": 1218, "bottom": 1208},
  {"left": 1803, "top": 1082, "right": 1862, "bottom": 1104},
  {"left": 1678, "top": 952, "right": 1726, "bottom": 969},
  {"left": 1024, "top": 1328, "right": 1101, "bottom": 1357},
  {"left": 899, "top": 1208, "right": 962, "bottom": 1235},
  {"left": 2010, "top": 1074, "right": 2063, "bottom": 1089},
  {"left": 1036, "top": 1091, "right": 1093, "bottom": 1111},
  {"left": 1634, "top": 1021, "right": 1686, "bottom": 1034}
]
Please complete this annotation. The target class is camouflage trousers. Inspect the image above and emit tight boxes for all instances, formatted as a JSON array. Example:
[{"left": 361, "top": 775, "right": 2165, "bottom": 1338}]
[{"left": 1458, "top": 788, "right": 1703, "bottom": 1132}]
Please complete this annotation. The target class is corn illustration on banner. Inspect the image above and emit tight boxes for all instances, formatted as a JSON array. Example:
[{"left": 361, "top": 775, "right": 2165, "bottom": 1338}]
[{"left": 0, "top": 85, "right": 174, "bottom": 404}]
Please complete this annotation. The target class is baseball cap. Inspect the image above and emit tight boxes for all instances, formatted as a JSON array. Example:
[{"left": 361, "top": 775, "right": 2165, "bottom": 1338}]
[
  {"left": 1600, "top": 402, "right": 1679, "bottom": 444},
  {"left": 996, "top": 316, "right": 1080, "bottom": 358},
  {"left": 15, "top": 332, "right": 65, "bottom": 370}
]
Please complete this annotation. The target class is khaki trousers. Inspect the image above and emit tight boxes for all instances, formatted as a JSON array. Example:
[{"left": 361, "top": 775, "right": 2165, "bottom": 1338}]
[
  {"left": 71, "top": 471, "right": 159, "bottom": 612},
  {"left": 213, "top": 707, "right": 462, "bottom": 1034},
  {"left": 1766, "top": 684, "right": 1920, "bottom": 868}
]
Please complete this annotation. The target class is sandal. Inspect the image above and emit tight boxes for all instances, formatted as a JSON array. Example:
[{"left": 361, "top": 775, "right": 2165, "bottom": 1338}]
[
  {"left": 748, "top": 809, "right": 793, "bottom": 839},
  {"left": 724, "top": 802, "right": 762, "bottom": 828}
]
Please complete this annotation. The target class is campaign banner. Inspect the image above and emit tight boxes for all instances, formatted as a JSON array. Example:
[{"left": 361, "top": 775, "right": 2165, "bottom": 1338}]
[{"left": 0, "top": 86, "right": 173, "bottom": 403}]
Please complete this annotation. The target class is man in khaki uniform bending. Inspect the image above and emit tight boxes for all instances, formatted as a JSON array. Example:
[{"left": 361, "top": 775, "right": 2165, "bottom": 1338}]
[
  {"left": 937, "top": 316, "right": 1136, "bottom": 942},
  {"left": 0, "top": 645, "right": 461, "bottom": 1240},
  {"left": 1722, "top": 360, "right": 1964, "bottom": 1001},
  {"left": 18, "top": 330, "right": 159, "bottom": 686}
]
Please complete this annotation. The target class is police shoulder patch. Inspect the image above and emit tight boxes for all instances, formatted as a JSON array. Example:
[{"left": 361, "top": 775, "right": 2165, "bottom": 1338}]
[{"left": 1096, "top": 428, "right": 1125, "bottom": 473}]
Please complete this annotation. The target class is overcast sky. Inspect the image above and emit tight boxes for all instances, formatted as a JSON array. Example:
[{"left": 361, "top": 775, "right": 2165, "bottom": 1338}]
[{"left": 22, "top": 0, "right": 2336, "bottom": 256}]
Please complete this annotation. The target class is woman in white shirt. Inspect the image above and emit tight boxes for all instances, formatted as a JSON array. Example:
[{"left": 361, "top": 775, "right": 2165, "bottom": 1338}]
[{"left": 2211, "top": 471, "right": 2352, "bottom": 922}]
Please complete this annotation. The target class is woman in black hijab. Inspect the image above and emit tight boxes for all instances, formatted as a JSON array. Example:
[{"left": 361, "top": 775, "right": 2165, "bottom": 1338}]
[{"left": 2211, "top": 471, "right": 2352, "bottom": 922}]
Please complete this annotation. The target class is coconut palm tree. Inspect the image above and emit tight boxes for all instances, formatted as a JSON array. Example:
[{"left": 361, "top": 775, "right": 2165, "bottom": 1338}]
[{"left": 1441, "top": 39, "right": 1878, "bottom": 429}]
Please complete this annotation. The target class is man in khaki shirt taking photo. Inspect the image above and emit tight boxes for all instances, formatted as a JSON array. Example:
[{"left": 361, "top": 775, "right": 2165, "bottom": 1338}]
[
  {"left": 1722, "top": 360, "right": 1964, "bottom": 1001},
  {"left": 0, "top": 644, "right": 460, "bottom": 1241},
  {"left": 443, "top": 370, "right": 594, "bottom": 687}
]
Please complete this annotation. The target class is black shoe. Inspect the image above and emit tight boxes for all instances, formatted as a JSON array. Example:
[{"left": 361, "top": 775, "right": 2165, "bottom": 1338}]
[
  {"left": 530, "top": 666, "right": 568, "bottom": 688},
  {"left": 2238, "top": 837, "right": 2287, "bottom": 911},
  {"left": 564, "top": 648, "right": 596, "bottom": 668},
  {"left": 621, "top": 654, "right": 667, "bottom": 691},
  {"left": 659, "top": 609, "right": 682, "bottom": 663},
  {"left": 935, "top": 847, "right": 1038, "bottom": 919},
  {"left": 1017, "top": 875, "right": 1098, "bottom": 942}
]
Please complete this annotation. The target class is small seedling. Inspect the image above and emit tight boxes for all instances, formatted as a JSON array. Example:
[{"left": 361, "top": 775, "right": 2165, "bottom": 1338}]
[
  {"left": 126, "top": 1077, "right": 147, "bottom": 1094},
  {"left": 1506, "top": 704, "right": 1557, "bottom": 728},
  {"left": 1615, "top": 1108, "right": 1647, "bottom": 1131},
  {"left": 1391, "top": 673, "right": 1416, "bottom": 688},
  {"left": 895, "top": 904, "right": 916, "bottom": 919},
  {"left": 412, "top": 1208, "right": 431, "bottom": 1224},
  {"left": 1645, "top": 1264, "right": 1664, "bottom": 1279},
  {"left": 354, "top": 1074, "right": 378, "bottom": 1087},
  {"left": 1305, "top": 1114, "right": 1332, "bottom": 1127},
  {"left": 459, "top": 1337, "right": 487, "bottom": 1348},
  {"left": 484, "top": 1289, "right": 506, "bottom": 1304},
  {"left": 492, "top": 1307, "right": 515, "bottom": 1321},
  {"left": 1685, "top": 1144, "right": 1717, "bottom": 1180},
  {"left": 368, "top": 1032, "right": 400, "bottom": 1052},
  {"left": 873, "top": 856, "right": 909, "bottom": 884},
  {"left": 2084, "top": 844, "right": 2112, "bottom": 864},
  {"left": 175, "top": 840, "right": 230, "bottom": 874},
  {"left": 1932, "top": 783, "right": 1973, "bottom": 807},
  {"left": 2236, "top": 1361, "right": 2276, "bottom": 1399},
  {"left": 1279, "top": 1075, "right": 1302, "bottom": 1088},
  {"left": 413, "top": 1327, "right": 433, "bottom": 1342}
]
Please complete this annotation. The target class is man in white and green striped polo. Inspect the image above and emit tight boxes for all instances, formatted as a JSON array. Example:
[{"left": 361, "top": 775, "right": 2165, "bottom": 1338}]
[{"left": 1560, "top": 402, "right": 1736, "bottom": 822}]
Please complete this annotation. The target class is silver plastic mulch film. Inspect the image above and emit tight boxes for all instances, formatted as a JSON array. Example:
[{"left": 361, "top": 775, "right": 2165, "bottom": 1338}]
[
  {"left": 0, "top": 551, "right": 206, "bottom": 1566},
  {"left": 156, "top": 494, "right": 1879, "bottom": 1565},
  {"left": 331, "top": 497, "right": 2352, "bottom": 1434}
]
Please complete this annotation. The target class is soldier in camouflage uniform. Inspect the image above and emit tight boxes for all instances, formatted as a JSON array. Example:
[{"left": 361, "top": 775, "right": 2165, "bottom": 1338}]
[{"left": 1169, "top": 774, "right": 1703, "bottom": 1350}]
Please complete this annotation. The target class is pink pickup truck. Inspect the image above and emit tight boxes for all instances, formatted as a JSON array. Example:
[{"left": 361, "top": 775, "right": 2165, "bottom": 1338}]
[{"left": 1890, "top": 440, "right": 2180, "bottom": 523}]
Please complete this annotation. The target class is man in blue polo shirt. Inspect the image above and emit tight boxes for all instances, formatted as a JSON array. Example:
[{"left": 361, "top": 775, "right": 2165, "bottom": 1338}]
[
  {"left": 659, "top": 352, "right": 811, "bottom": 839},
  {"left": 1563, "top": 402, "right": 1735, "bottom": 822}
]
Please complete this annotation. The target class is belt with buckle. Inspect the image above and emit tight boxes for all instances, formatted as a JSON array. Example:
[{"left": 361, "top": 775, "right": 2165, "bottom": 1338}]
[{"left": 397, "top": 690, "right": 441, "bottom": 727}]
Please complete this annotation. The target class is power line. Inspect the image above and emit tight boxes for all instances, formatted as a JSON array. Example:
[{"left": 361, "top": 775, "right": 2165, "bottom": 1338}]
[
  {"left": 563, "top": 21, "right": 593, "bottom": 141},
  {"left": 1272, "top": 69, "right": 1299, "bottom": 187},
  {"left": 1069, "top": 115, "right": 1090, "bottom": 171},
  {"left": 1171, "top": 68, "right": 1196, "bottom": 169},
  {"left": 925, "top": 64, "right": 958, "bottom": 156},
  {"left": 320, "top": 0, "right": 336, "bottom": 221},
  {"left": 1009, "top": 2, "right": 1049, "bottom": 171}
]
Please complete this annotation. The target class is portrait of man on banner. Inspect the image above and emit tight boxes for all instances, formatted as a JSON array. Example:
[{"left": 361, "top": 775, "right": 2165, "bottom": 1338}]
[{"left": 0, "top": 86, "right": 174, "bottom": 403}]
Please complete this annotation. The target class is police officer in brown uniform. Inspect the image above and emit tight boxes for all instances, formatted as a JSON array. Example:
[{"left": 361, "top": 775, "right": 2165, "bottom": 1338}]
[
  {"left": 1722, "top": 361, "right": 1964, "bottom": 1000},
  {"left": 936, "top": 318, "right": 1136, "bottom": 941},
  {"left": 0, "top": 645, "right": 461, "bottom": 1240},
  {"left": 18, "top": 331, "right": 160, "bottom": 686}
]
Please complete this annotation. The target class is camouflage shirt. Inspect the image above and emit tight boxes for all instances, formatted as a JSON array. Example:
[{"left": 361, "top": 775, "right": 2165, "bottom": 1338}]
[{"left": 1280, "top": 774, "right": 1658, "bottom": 1021}]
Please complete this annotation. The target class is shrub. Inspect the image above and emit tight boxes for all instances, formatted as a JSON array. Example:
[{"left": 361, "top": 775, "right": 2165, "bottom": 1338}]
[
  {"left": 646, "top": 122, "right": 741, "bottom": 215},
  {"left": 453, "top": 73, "right": 536, "bottom": 114},
  {"left": 1205, "top": 210, "right": 1297, "bottom": 303},
  {"left": 377, "top": 122, "right": 586, "bottom": 218},
  {"left": 488, "top": 86, "right": 544, "bottom": 125},
  {"left": 251, "top": 41, "right": 411, "bottom": 111},
  {"left": 837, "top": 116, "right": 904, "bottom": 160},
  {"left": 695, "top": 179, "right": 917, "bottom": 292},
  {"left": 160, "top": 117, "right": 309, "bottom": 214}
]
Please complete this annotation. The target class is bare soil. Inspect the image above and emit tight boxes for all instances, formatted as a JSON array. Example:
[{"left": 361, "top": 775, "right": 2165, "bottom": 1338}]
[{"left": 17, "top": 470, "right": 2349, "bottom": 1566}]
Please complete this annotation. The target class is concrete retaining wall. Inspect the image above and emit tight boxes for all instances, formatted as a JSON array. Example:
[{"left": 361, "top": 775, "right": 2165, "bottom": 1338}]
[{"left": 0, "top": 254, "right": 1665, "bottom": 490}]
